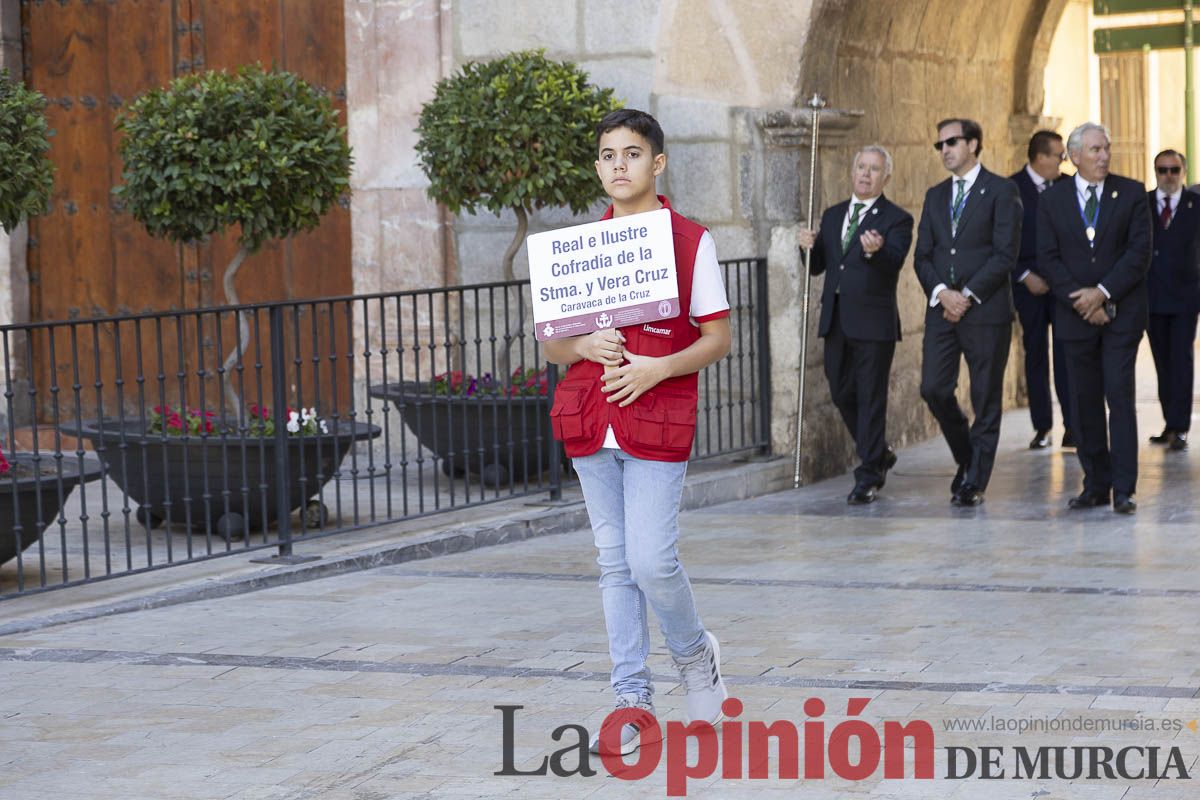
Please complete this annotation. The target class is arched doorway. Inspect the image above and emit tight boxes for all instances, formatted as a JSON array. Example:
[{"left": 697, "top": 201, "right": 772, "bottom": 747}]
[{"left": 766, "top": 0, "right": 1072, "bottom": 480}]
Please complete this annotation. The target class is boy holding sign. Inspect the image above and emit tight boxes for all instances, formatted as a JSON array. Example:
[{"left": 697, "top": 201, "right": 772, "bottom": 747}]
[{"left": 544, "top": 109, "right": 732, "bottom": 755}]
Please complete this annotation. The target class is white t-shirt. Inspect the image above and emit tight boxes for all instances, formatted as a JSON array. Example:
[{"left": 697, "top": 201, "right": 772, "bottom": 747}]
[{"left": 601, "top": 230, "right": 730, "bottom": 449}]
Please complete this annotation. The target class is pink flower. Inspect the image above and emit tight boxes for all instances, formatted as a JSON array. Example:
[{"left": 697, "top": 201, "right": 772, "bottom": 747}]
[{"left": 0, "top": 446, "right": 9, "bottom": 476}]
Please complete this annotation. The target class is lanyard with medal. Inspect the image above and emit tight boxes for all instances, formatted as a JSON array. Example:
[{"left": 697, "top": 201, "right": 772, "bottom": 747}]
[{"left": 1079, "top": 194, "right": 1099, "bottom": 247}]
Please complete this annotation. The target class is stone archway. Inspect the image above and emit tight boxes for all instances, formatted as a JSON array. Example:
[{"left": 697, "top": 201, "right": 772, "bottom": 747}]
[{"left": 761, "top": 0, "right": 1072, "bottom": 481}]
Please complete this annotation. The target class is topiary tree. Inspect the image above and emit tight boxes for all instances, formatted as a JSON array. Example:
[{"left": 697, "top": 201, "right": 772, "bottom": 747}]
[
  {"left": 415, "top": 49, "right": 620, "bottom": 284},
  {"left": 115, "top": 64, "right": 352, "bottom": 409},
  {"left": 0, "top": 69, "right": 55, "bottom": 234},
  {"left": 0, "top": 70, "right": 54, "bottom": 462}
]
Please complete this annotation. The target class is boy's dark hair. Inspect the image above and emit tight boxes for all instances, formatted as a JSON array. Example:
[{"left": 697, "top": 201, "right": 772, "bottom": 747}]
[
  {"left": 937, "top": 117, "right": 984, "bottom": 156},
  {"left": 1027, "top": 130, "right": 1063, "bottom": 163},
  {"left": 596, "top": 109, "right": 665, "bottom": 156},
  {"left": 1155, "top": 148, "right": 1187, "bottom": 168}
]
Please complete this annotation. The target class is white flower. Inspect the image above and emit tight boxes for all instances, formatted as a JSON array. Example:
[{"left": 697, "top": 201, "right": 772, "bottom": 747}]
[
  {"left": 320, "top": 420, "right": 329, "bottom": 434},
  {"left": 286, "top": 419, "right": 300, "bottom": 433}
]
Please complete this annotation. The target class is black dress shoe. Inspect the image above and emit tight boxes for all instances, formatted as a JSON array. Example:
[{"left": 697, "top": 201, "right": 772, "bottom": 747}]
[
  {"left": 1169, "top": 431, "right": 1188, "bottom": 451},
  {"left": 847, "top": 484, "right": 877, "bottom": 505},
  {"left": 1061, "top": 429, "right": 1076, "bottom": 450},
  {"left": 1149, "top": 428, "right": 1172, "bottom": 444},
  {"left": 950, "top": 464, "right": 966, "bottom": 496},
  {"left": 1068, "top": 489, "right": 1110, "bottom": 509},
  {"left": 951, "top": 483, "right": 983, "bottom": 507},
  {"left": 1029, "top": 430, "right": 1051, "bottom": 449},
  {"left": 1113, "top": 494, "right": 1137, "bottom": 514},
  {"left": 877, "top": 446, "right": 898, "bottom": 488}
]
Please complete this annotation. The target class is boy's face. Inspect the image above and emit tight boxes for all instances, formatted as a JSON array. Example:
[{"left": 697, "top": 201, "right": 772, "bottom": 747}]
[{"left": 595, "top": 127, "right": 665, "bottom": 205}]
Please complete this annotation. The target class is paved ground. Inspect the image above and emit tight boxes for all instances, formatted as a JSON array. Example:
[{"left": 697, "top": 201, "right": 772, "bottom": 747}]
[{"left": 1, "top": 344, "right": 1198, "bottom": 799}]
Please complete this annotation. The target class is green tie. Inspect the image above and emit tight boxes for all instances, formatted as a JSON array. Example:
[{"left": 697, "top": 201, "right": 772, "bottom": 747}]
[
  {"left": 842, "top": 202, "right": 865, "bottom": 254},
  {"left": 1084, "top": 184, "right": 1098, "bottom": 221},
  {"left": 950, "top": 178, "right": 967, "bottom": 233}
]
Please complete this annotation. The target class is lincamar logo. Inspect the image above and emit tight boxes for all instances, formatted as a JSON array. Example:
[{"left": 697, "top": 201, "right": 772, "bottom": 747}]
[{"left": 494, "top": 698, "right": 1192, "bottom": 796}]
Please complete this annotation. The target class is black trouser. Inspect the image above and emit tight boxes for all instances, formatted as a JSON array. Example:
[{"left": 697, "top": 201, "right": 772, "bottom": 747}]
[
  {"left": 823, "top": 300, "right": 896, "bottom": 488},
  {"left": 1064, "top": 330, "right": 1141, "bottom": 497},
  {"left": 1014, "top": 287, "right": 1072, "bottom": 433},
  {"left": 920, "top": 316, "right": 1012, "bottom": 491},
  {"left": 1147, "top": 312, "right": 1198, "bottom": 433}
]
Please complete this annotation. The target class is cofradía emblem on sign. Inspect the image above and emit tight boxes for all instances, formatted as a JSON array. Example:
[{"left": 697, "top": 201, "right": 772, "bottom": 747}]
[{"left": 527, "top": 207, "right": 678, "bottom": 341}]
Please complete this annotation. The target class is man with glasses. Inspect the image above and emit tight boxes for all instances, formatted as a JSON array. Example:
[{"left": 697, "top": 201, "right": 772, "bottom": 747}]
[
  {"left": 914, "top": 118, "right": 1022, "bottom": 507},
  {"left": 1037, "top": 122, "right": 1152, "bottom": 514},
  {"left": 1146, "top": 149, "right": 1199, "bottom": 451},
  {"left": 1010, "top": 131, "right": 1074, "bottom": 451},
  {"left": 798, "top": 145, "right": 914, "bottom": 504}
]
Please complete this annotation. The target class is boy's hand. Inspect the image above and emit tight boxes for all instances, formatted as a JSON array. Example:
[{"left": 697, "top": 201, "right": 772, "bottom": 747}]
[
  {"left": 600, "top": 352, "right": 671, "bottom": 407},
  {"left": 576, "top": 330, "right": 626, "bottom": 366}
]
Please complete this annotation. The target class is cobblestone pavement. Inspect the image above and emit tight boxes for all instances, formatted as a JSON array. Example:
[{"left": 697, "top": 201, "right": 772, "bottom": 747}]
[{"left": 1, "top": 363, "right": 1198, "bottom": 798}]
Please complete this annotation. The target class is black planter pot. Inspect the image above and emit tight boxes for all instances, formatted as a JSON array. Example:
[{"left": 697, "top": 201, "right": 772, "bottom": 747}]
[
  {"left": 72, "top": 418, "right": 381, "bottom": 533},
  {"left": 2, "top": 453, "right": 103, "bottom": 564},
  {"left": 369, "top": 381, "right": 560, "bottom": 487}
]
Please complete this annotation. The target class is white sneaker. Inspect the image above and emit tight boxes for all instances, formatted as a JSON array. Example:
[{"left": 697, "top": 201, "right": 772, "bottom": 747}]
[
  {"left": 588, "top": 693, "right": 659, "bottom": 756},
  {"left": 674, "top": 630, "right": 728, "bottom": 725}
]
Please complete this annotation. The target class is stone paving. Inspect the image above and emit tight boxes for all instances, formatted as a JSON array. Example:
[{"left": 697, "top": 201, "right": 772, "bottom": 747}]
[{"left": 0, "top": 348, "right": 1198, "bottom": 799}]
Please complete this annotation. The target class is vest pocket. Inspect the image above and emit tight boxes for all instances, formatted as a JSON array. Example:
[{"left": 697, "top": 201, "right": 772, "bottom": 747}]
[
  {"left": 626, "top": 392, "right": 697, "bottom": 450},
  {"left": 663, "top": 406, "right": 698, "bottom": 448},
  {"left": 549, "top": 385, "right": 589, "bottom": 442}
]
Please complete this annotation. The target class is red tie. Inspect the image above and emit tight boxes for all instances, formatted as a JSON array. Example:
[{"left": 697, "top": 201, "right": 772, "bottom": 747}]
[{"left": 1161, "top": 196, "right": 1172, "bottom": 228}]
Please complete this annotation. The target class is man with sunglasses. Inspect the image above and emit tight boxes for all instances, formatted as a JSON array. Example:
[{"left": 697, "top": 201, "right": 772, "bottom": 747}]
[
  {"left": 1146, "top": 149, "right": 1199, "bottom": 452},
  {"left": 1037, "top": 122, "right": 1152, "bottom": 514},
  {"left": 914, "top": 118, "right": 1022, "bottom": 507},
  {"left": 1009, "top": 131, "right": 1074, "bottom": 452}
]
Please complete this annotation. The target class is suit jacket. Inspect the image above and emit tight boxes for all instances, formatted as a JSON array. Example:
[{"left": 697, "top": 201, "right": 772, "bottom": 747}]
[
  {"left": 1036, "top": 174, "right": 1152, "bottom": 340},
  {"left": 809, "top": 194, "right": 915, "bottom": 341},
  {"left": 914, "top": 166, "right": 1022, "bottom": 326},
  {"left": 1009, "top": 166, "right": 1046, "bottom": 283},
  {"left": 1147, "top": 188, "right": 1200, "bottom": 315}
]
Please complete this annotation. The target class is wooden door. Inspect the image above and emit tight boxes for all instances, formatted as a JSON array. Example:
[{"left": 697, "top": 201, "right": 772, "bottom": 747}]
[
  {"left": 1099, "top": 53, "right": 1148, "bottom": 184},
  {"left": 20, "top": 0, "right": 351, "bottom": 422}
]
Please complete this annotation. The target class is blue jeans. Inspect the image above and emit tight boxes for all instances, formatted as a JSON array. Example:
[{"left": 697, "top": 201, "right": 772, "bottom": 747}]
[{"left": 572, "top": 448, "right": 706, "bottom": 700}]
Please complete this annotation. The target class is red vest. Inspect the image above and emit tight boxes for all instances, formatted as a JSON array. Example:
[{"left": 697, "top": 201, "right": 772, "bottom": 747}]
[{"left": 549, "top": 196, "right": 706, "bottom": 462}]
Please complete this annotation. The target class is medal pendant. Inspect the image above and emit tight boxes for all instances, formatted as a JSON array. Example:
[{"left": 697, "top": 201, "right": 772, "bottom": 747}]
[{"left": 1086, "top": 226, "right": 1095, "bottom": 242}]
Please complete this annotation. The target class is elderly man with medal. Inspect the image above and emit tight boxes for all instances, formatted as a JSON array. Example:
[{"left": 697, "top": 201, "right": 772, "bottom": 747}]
[{"left": 1037, "top": 122, "right": 1153, "bottom": 514}]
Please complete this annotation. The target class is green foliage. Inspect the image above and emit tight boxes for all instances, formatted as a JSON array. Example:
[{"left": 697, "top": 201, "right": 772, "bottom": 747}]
[
  {"left": 415, "top": 50, "right": 620, "bottom": 218},
  {"left": 115, "top": 65, "right": 351, "bottom": 252},
  {"left": 0, "top": 70, "right": 55, "bottom": 234}
]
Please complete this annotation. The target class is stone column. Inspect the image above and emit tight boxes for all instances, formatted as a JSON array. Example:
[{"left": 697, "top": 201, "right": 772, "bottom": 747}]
[{"left": 754, "top": 105, "right": 866, "bottom": 483}]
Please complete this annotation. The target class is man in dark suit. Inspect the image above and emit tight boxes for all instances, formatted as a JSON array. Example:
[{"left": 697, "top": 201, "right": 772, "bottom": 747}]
[
  {"left": 1146, "top": 149, "right": 1199, "bottom": 451},
  {"left": 799, "top": 145, "right": 915, "bottom": 504},
  {"left": 1010, "top": 131, "right": 1074, "bottom": 450},
  {"left": 915, "top": 118, "right": 1022, "bottom": 507},
  {"left": 1037, "top": 122, "right": 1152, "bottom": 514}
]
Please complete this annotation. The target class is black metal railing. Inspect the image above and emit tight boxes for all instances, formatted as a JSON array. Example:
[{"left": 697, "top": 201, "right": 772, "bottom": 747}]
[{"left": 1, "top": 258, "right": 769, "bottom": 598}]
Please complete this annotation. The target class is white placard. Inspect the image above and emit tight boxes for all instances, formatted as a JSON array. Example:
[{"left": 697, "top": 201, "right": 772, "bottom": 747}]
[{"left": 527, "top": 207, "right": 678, "bottom": 341}]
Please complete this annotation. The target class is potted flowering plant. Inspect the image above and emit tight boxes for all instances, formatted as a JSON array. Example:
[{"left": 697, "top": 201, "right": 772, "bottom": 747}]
[
  {"left": 71, "top": 403, "right": 378, "bottom": 537},
  {"left": 370, "top": 366, "right": 555, "bottom": 487},
  {"left": 1, "top": 443, "right": 103, "bottom": 564}
]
